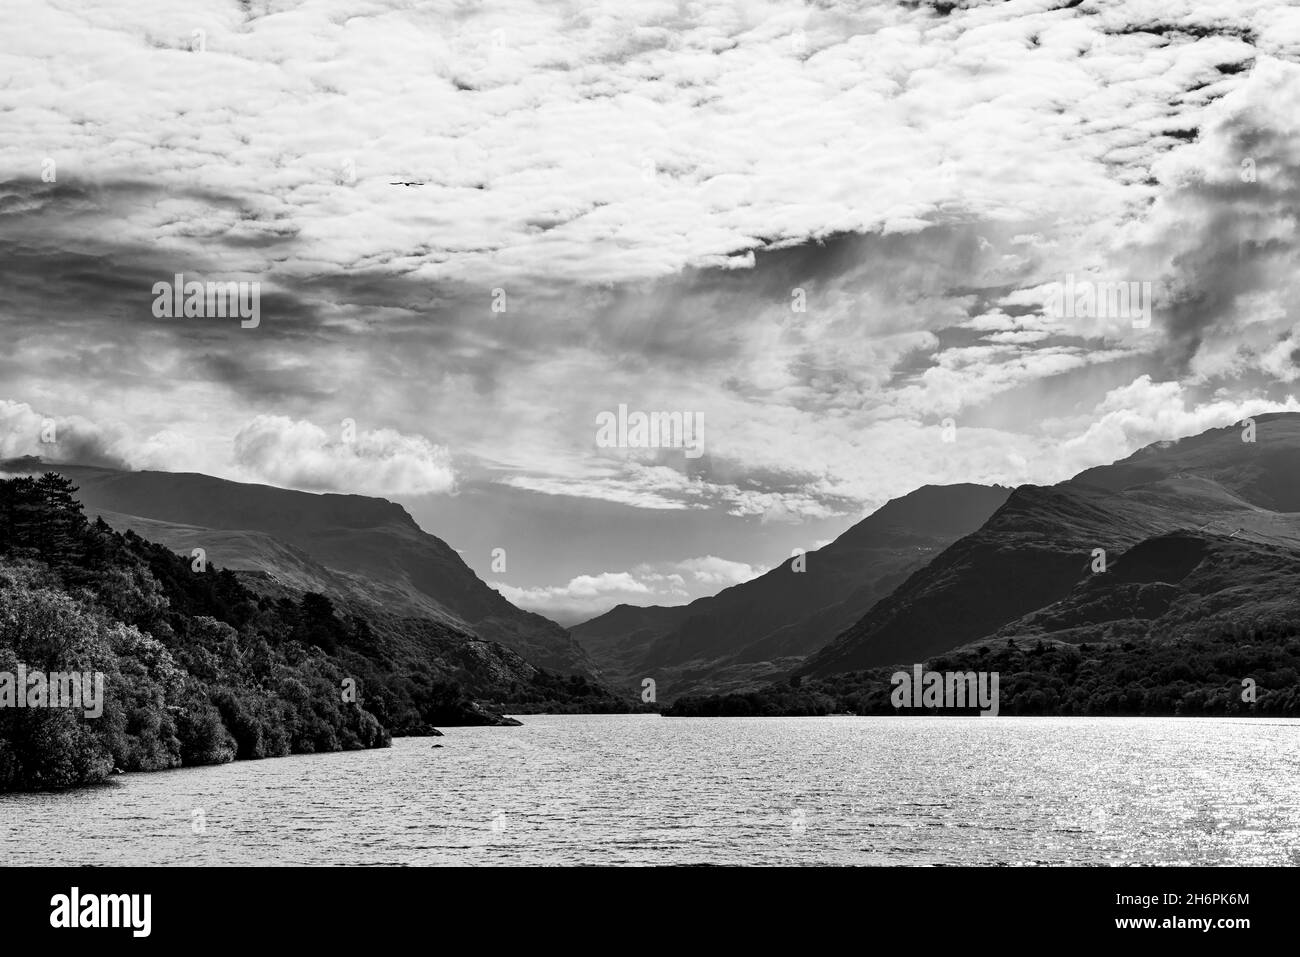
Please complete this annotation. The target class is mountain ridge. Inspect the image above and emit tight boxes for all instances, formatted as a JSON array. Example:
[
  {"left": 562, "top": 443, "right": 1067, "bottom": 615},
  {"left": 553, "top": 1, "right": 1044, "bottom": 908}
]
[
  {"left": 0, "top": 459, "right": 597, "bottom": 679},
  {"left": 571, "top": 482, "right": 1011, "bottom": 699},
  {"left": 802, "top": 412, "right": 1300, "bottom": 677}
]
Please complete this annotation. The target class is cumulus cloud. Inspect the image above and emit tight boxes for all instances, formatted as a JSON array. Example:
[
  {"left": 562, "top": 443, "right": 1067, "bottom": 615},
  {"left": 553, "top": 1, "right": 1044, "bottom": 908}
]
[
  {"left": 0, "top": 400, "right": 132, "bottom": 469},
  {"left": 1048, "top": 376, "right": 1300, "bottom": 476},
  {"left": 490, "top": 553, "right": 765, "bottom": 622},
  {"left": 232, "top": 415, "right": 455, "bottom": 496},
  {"left": 673, "top": 555, "right": 767, "bottom": 587},
  {"left": 491, "top": 571, "right": 672, "bottom": 624}
]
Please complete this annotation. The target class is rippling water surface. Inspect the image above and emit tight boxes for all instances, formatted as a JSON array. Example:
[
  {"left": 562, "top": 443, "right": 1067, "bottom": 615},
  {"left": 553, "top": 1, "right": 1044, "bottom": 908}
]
[{"left": 2, "top": 715, "right": 1297, "bottom": 865}]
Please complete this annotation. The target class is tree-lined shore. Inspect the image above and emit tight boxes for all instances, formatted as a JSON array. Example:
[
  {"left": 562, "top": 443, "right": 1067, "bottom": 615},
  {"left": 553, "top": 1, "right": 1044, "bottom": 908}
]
[{"left": 0, "top": 473, "right": 623, "bottom": 791}]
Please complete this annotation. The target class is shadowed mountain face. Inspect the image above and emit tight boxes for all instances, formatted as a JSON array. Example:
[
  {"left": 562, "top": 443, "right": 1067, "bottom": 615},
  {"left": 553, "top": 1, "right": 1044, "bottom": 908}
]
[
  {"left": 2, "top": 462, "right": 595, "bottom": 678},
  {"left": 571, "top": 483, "right": 1011, "bottom": 699},
  {"left": 970, "top": 529, "right": 1300, "bottom": 650},
  {"left": 802, "top": 413, "right": 1300, "bottom": 677}
]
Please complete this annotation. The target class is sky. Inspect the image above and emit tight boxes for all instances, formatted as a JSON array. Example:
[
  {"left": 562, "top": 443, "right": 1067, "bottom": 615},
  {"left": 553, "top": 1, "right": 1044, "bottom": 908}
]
[{"left": 3, "top": 0, "right": 1300, "bottom": 624}]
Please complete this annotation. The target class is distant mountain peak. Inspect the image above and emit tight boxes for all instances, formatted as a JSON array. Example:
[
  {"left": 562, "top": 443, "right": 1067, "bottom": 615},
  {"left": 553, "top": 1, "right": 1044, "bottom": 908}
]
[{"left": 572, "top": 481, "right": 1011, "bottom": 700}]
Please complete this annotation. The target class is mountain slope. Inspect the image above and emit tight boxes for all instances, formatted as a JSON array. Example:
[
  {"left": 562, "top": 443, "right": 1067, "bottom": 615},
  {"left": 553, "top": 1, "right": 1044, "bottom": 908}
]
[
  {"left": 802, "top": 413, "right": 1300, "bottom": 677},
  {"left": 572, "top": 483, "right": 1011, "bottom": 698},
  {"left": 2, "top": 460, "right": 595, "bottom": 678},
  {"left": 973, "top": 528, "right": 1300, "bottom": 649}
]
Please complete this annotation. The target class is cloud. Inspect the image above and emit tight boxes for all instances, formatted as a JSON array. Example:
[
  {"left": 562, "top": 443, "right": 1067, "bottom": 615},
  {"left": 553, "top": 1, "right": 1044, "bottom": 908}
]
[
  {"left": 672, "top": 554, "right": 767, "bottom": 587},
  {"left": 0, "top": 400, "right": 132, "bottom": 469},
  {"left": 1137, "top": 58, "right": 1300, "bottom": 383},
  {"left": 3, "top": 0, "right": 1282, "bottom": 284},
  {"left": 2, "top": 0, "right": 1300, "bottom": 532},
  {"left": 1048, "top": 375, "right": 1300, "bottom": 476},
  {"left": 232, "top": 415, "right": 455, "bottom": 496},
  {"left": 490, "top": 553, "right": 764, "bottom": 622},
  {"left": 491, "top": 571, "right": 673, "bottom": 624}
]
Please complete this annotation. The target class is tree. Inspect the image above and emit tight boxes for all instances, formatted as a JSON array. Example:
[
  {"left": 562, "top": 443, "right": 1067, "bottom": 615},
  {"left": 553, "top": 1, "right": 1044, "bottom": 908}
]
[{"left": 0, "top": 473, "right": 86, "bottom": 565}]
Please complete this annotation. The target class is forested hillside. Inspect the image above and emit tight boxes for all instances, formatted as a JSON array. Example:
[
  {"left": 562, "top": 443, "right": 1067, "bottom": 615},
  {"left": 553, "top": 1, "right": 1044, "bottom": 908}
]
[{"left": 0, "top": 473, "right": 620, "bottom": 791}]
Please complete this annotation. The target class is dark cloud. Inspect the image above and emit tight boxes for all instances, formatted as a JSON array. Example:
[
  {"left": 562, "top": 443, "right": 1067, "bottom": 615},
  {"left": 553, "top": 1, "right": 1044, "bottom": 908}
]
[{"left": 1152, "top": 111, "right": 1300, "bottom": 370}]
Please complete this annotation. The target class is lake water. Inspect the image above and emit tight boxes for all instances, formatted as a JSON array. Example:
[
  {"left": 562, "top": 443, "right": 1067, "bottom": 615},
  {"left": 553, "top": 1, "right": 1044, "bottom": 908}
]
[{"left": 2, "top": 715, "right": 1297, "bottom": 865}]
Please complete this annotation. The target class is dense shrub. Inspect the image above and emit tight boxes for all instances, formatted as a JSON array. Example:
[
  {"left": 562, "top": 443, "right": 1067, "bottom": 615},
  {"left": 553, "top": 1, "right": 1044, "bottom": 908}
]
[
  {"left": 667, "top": 628, "right": 1300, "bottom": 717},
  {"left": 0, "top": 473, "right": 391, "bottom": 791}
]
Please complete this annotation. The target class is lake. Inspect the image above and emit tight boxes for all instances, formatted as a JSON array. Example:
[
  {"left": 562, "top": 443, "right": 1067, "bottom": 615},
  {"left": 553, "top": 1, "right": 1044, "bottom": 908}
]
[{"left": 2, "top": 715, "right": 1296, "bottom": 865}]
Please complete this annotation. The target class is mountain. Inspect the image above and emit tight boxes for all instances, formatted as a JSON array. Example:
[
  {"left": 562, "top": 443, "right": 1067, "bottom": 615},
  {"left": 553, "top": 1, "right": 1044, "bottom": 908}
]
[
  {"left": 0, "top": 460, "right": 596, "bottom": 679},
  {"left": 800, "top": 413, "right": 1300, "bottom": 677},
  {"left": 572, "top": 483, "right": 1011, "bottom": 699},
  {"left": 0, "top": 471, "right": 636, "bottom": 791}
]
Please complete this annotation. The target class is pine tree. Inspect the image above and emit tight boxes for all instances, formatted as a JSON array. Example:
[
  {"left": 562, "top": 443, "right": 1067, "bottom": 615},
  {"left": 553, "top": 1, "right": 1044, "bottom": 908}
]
[
  {"left": 0, "top": 476, "right": 40, "bottom": 555},
  {"left": 33, "top": 472, "right": 87, "bottom": 564}
]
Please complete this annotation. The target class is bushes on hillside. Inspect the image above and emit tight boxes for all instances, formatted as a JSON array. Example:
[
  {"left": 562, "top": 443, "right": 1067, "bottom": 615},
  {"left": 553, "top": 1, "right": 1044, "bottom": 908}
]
[
  {"left": 0, "top": 473, "right": 391, "bottom": 791},
  {"left": 667, "top": 628, "right": 1300, "bottom": 717}
]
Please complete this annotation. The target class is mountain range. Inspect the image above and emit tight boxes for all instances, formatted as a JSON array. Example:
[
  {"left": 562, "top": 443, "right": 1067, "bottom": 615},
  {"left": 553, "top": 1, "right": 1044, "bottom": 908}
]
[
  {"left": 572, "top": 484, "right": 1011, "bottom": 698},
  {"left": 7, "top": 413, "right": 1298, "bottom": 714},
  {"left": 802, "top": 412, "right": 1300, "bottom": 677}
]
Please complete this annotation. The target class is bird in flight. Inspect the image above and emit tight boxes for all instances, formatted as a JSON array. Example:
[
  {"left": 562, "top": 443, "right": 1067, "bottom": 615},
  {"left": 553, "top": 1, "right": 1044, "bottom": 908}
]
[{"left": 390, "top": 181, "right": 425, "bottom": 186}]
